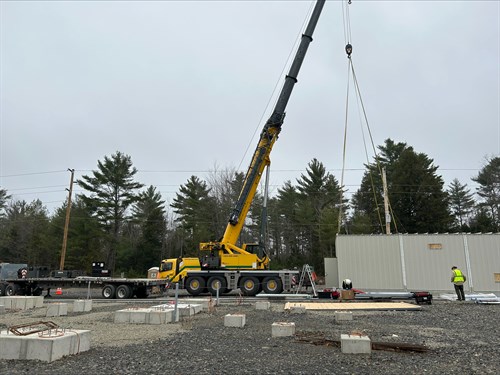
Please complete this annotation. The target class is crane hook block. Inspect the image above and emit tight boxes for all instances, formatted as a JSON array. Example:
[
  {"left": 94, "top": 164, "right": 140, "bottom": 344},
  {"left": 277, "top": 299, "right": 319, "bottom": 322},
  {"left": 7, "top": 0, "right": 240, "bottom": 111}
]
[{"left": 345, "top": 44, "right": 353, "bottom": 57}]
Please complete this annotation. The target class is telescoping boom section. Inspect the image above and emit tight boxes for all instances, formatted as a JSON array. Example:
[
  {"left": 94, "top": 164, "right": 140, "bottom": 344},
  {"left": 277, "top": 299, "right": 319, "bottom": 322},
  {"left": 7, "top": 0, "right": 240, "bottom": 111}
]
[{"left": 199, "top": 0, "right": 326, "bottom": 270}]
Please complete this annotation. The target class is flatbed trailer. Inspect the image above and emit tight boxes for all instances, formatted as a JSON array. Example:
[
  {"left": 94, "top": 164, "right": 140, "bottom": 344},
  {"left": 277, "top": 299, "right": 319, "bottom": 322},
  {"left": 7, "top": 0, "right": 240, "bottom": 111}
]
[{"left": 2, "top": 276, "right": 169, "bottom": 299}]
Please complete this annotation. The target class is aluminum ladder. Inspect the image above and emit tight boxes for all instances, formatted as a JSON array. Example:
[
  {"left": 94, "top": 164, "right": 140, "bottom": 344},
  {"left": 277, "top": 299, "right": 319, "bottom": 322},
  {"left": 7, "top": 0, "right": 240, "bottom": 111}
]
[{"left": 296, "top": 264, "right": 318, "bottom": 297}]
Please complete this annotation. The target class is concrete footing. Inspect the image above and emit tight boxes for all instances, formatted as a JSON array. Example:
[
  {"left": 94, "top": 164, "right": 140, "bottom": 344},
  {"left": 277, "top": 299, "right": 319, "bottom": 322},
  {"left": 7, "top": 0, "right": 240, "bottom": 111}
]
[
  {"left": 0, "top": 329, "right": 91, "bottom": 362},
  {"left": 224, "top": 314, "right": 246, "bottom": 328},
  {"left": 114, "top": 303, "right": 202, "bottom": 325},
  {"left": 255, "top": 301, "right": 271, "bottom": 310},
  {"left": 183, "top": 298, "right": 217, "bottom": 311},
  {"left": 0, "top": 296, "right": 43, "bottom": 310},
  {"left": 114, "top": 307, "right": 173, "bottom": 324},
  {"left": 341, "top": 334, "right": 371, "bottom": 354},
  {"left": 272, "top": 322, "right": 296, "bottom": 337},
  {"left": 335, "top": 311, "right": 353, "bottom": 322},
  {"left": 46, "top": 303, "right": 68, "bottom": 317},
  {"left": 73, "top": 300, "right": 93, "bottom": 313}
]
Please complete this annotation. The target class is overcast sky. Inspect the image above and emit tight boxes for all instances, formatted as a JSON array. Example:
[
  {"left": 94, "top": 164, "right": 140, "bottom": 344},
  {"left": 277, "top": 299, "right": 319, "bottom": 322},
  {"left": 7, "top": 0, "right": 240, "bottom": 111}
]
[{"left": 1, "top": 0, "right": 499, "bottom": 215}]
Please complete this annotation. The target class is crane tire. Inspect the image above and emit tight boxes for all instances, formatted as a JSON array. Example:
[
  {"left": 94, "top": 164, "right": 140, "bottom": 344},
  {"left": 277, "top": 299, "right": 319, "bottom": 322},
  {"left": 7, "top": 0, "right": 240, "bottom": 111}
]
[
  {"left": 262, "top": 276, "right": 283, "bottom": 294},
  {"left": 207, "top": 276, "right": 227, "bottom": 295},
  {"left": 239, "top": 276, "right": 260, "bottom": 296},
  {"left": 186, "top": 277, "right": 205, "bottom": 296}
]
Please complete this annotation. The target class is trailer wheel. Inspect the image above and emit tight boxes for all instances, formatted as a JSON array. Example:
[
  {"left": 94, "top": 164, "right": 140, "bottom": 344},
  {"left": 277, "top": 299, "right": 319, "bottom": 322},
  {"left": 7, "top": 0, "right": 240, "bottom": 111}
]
[
  {"left": 102, "top": 284, "right": 116, "bottom": 299},
  {"left": 186, "top": 277, "right": 205, "bottom": 296},
  {"left": 0, "top": 284, "right": 6, "bottom": 296},
  {"left": 5, "top": 284, "right": 20, "bottom": 296},
  {"left": 262, "top": 277, "right": 283, "bottom": 294},
  {"left": 207, "top": 276, "right": 227, "bottom": 295},
  {"left": 116, "top": 284, "right": 132, "bottom": 299},
  {"left": 239, "top": 276, "right": 260, "bottom": 296}
]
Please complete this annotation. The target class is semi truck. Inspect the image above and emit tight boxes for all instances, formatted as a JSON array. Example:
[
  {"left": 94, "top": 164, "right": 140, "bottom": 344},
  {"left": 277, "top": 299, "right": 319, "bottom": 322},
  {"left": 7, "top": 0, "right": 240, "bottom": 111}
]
[{"left": 159, "top": 0, "right": 326, "bottom": 297}]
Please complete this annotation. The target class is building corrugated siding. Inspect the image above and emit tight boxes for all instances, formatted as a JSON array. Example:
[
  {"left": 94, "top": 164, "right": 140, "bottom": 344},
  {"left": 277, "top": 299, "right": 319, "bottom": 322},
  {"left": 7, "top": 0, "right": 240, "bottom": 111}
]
[{"left": 331, "top": 233, "right": 500, "bottom": 293}]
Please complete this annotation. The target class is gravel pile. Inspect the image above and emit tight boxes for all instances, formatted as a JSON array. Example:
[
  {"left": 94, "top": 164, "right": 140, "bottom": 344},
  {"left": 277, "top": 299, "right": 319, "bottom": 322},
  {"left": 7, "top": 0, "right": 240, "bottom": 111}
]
[{"left": 0, "top": 297, "right": 498, "bottom": 374}]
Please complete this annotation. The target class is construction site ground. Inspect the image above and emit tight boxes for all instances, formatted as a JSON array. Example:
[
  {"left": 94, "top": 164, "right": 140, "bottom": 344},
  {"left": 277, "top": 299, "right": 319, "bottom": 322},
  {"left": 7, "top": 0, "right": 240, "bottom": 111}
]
[{"left": 0, "top": 291, "right": 498, "bottom": 374}]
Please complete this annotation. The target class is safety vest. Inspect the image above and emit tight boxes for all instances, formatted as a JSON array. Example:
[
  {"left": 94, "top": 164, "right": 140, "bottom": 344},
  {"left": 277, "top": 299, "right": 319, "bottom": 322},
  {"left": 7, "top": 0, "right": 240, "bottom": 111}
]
[{"left": 453, "top": 269, "right": 465, "bottom": 283}]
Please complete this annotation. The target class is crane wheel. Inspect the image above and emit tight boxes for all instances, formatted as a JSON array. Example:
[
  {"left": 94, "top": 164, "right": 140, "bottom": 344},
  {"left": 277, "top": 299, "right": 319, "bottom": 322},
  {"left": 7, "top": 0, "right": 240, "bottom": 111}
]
[
  {"left": 186, "top": 277, "right": 206, "bottom": 296},
  {"left": 262, "top": 277, "right": 283, "bottom": 294},
  {"left": 207, "top": 276, "right": 227, "bottom": 295},
  {"left": 239, "top": 276, "right": 260, "bottom": 296}
]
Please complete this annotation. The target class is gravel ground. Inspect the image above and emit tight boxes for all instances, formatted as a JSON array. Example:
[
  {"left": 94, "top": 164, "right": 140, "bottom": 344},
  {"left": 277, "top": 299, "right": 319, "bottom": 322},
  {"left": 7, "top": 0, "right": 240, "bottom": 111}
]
[{"left": 0, "top": 295, "right": 499, "bottom": 375}]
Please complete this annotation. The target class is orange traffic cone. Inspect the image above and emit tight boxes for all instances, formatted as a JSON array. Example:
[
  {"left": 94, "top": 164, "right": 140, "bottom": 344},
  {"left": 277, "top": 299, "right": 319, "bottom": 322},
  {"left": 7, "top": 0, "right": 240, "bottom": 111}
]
[{"left": 55, "top": 287, "right": 63, "bottom": 295}]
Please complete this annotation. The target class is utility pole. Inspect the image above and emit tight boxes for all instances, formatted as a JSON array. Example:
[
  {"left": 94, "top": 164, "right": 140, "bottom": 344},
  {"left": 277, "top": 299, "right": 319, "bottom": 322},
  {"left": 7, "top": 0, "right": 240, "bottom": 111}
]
[
  {"left": 60, "top": 168, "right": 75, "bottom": 271},
  {"left": 382, "top": 167, "right": 391, "bottom": 234}
]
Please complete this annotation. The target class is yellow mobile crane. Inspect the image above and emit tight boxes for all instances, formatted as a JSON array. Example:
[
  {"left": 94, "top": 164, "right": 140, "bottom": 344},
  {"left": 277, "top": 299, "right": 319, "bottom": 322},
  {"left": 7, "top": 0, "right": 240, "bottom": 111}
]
[{"left": 159, "top": 0, "right": 325, "bottom": 296}]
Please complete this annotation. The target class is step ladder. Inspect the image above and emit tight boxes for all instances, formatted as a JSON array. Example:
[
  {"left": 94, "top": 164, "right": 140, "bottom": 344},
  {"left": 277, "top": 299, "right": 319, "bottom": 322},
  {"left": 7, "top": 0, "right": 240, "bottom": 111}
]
[{"left": 295, "top": 264, "right": 318, "bottom": 297}]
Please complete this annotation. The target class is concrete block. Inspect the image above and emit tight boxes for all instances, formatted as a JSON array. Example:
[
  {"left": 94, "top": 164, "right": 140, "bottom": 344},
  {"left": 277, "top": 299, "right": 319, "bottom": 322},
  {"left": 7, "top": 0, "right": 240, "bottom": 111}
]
[
  {"left": 148, "top": 310, "right": 174, "bottom": 324},
  {"left": 335, "top": 311, "right": 353, "bottom": 322},
  {"left": 0, "top": 329, "right": 90, "bottom": 362},
  {"left": 224, "top": 314, "right": 246, "bottom": 328},
  {"left": 114, "top": 309, "right": 131, "bottom": 323},
  {"left": 290, "top": 306, "right": 306, "bottom": 314},
  {"left": 0, "top": 305, "right": 4, "bottom": 314},
  {"left": 73, "top": 300, "right": 92, "bottom": 312},
  {"left": 183, "top": 298, "right": 217, "bottom": 311},
  {"left": 272, "top": 322, "right": 296, "bottom": 337},
  {"left": 255, "top": 301, "right": 271, "bottom": 310},
  {"left": 33, "top": 296, "right": 44, "bottom": 308},
  {"left": 129, "top": 310, "right": 148, "bottom": 324},
  {"left": 178, "top": 303, "right": 202, "bottom": 317},
  {"left": 46, "top": 303, "right": 68, "bottom": 317},
  {"left": 0, "top": 297, "right": 12, "bottom": 309},
  {"left": 341, "top": 334, "right": 371, "bottom": 354}
]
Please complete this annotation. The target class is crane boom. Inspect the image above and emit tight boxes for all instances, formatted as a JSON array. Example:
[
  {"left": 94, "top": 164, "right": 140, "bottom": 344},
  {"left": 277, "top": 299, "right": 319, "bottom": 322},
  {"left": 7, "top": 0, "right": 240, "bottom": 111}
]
[{"left": 200, "top": 0, "right": 325, "bottom": 269}]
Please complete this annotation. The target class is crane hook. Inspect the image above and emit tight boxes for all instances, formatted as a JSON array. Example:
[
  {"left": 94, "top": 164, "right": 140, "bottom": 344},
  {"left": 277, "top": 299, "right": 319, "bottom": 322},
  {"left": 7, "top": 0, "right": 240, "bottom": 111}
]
[
  {"left": 345, "top": 43, "right": 352, "bottom": 57},
  {"left": 348, "top": 0, "right": 352, "bottom": 4}
]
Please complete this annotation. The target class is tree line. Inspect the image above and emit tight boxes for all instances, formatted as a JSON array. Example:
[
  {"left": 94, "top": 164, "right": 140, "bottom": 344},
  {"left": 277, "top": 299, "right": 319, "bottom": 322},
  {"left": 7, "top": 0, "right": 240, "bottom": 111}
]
[{"left": 0, "top": 140, "right": 499, "bottom": 277}]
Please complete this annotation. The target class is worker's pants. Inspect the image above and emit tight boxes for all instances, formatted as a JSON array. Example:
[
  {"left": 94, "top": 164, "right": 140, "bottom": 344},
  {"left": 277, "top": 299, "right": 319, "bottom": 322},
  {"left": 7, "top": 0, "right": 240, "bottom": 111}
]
[{"left": 454, "top": 284, "right": 465, "bottom": 301}]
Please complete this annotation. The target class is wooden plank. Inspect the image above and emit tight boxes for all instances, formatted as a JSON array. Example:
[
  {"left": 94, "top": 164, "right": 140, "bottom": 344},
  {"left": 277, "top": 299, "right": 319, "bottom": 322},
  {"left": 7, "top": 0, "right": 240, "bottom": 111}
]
[{"left": 284, "top": 301, "right": 421, "bottom": 311}]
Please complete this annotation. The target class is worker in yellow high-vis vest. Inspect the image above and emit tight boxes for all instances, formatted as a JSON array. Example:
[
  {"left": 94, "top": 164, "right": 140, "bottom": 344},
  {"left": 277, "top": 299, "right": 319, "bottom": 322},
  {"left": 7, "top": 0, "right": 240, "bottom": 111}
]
[{"left": 451, "top": 266, "right": 466, "bottom": 301}]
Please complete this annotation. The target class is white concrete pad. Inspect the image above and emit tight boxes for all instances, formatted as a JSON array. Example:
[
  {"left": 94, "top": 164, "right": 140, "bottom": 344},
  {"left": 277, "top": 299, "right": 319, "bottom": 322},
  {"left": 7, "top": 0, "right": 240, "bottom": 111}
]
[
  {"left": 0, "top": 329, "right": 90, "bottom": 362},
  {"left": 0, "top": 296, "right": 41, "bottom": 310},
  {"left": 46, "top": 303, "right": 68, "bottom": 317},
  {"left": 224, "top": 314, "right": 246, "bottom": 328},
  {"left": 255, "top": 301, "right": 271, "bottom": 310},
  {"left": 73, "top": 300, "right": 93, "bottom": 312},
  {"left": 183, "top": 298, "right": 218, "bottom": 311},
  {"left": 341, "top": 334, "right": 371, "bottom": 354},
  {"left": 272, "top": 322, "right": 296, "bottom": 337}
]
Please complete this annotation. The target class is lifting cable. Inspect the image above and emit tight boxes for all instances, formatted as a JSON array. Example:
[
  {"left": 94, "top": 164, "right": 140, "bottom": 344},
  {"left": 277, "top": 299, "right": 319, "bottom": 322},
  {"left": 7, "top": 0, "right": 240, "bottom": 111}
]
[{"left": 337, "top": 0, "right": 398, "bottom": 234}]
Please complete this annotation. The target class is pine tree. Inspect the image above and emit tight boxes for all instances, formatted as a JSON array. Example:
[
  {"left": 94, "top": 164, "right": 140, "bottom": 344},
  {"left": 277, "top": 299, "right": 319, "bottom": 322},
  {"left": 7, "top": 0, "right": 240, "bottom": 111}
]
[
  {"left": 76, "top": 151, "right": 144, "bottom": 273},
  {"left": 447, "top": 179, "right": 475, "bottom": 231}
]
